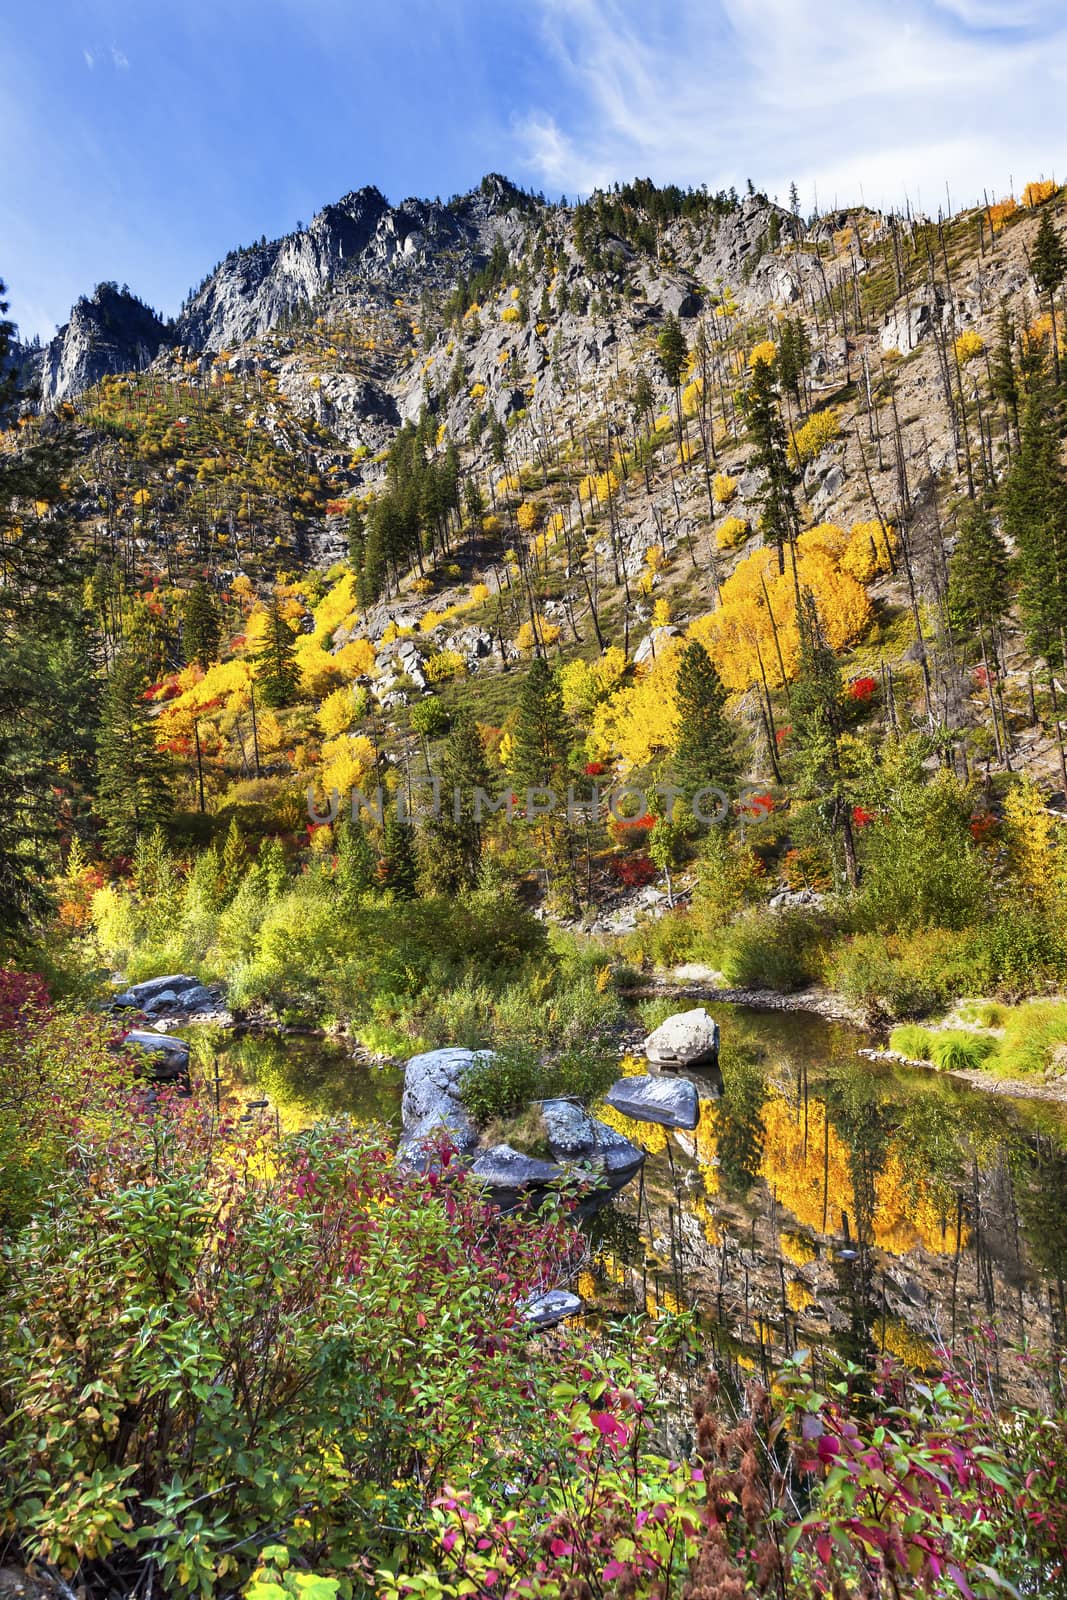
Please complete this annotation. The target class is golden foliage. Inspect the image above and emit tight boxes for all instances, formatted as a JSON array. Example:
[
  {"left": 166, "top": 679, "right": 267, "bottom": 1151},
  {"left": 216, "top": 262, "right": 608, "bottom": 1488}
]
[
  {"left": 748, "top": 339, "right": 777, "bottom": 369},
  {"left": 954, "top": 329, "right": 985, "bottom": 363},
  {"left": 516, "top": 501, "right": 539, "bottom": 532},
  {"left": 559, "top": 646, "right": 628, "bottom": 717},
  {"left": 1023, "top": 178, "right": 1058, "bottom": 207},
  {"left": 713, "top": 471, "right": 738, "bottom": 506},
  {"left": 715, "top": 515, "right": 750, "bottom": 551},
  {"left": 787, "top": 408, "right": 840, "bottom": 469},
  {"left": 988, "top": 196, "right": 1017, "bottom": 232},
  {"left": 515, "top": 617, "right": 562, "bottom": 653},
  {"left": 689, "top": 541, "right": 871, "bottom": 692},
  {"left": 841, "top": 519, "right": 897, "bottom": 582},
  {"left": 501, "top": 305, "right": 521, "bottom": 324},
  {"left": 589, "top": 642, "right": 682, "bottom": 769},
  {"left": 469, "top": 382, "right": 486, "bottom": 400},
  {"left": 424, "top": 650, "right": 466, "bottom": 683},
  {"left": 318, "top": 686, "right": 361, "bottom": 738}
]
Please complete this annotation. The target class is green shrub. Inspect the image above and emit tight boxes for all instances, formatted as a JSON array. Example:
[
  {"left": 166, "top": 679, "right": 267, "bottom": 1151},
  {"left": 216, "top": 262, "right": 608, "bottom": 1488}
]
[
  {"left": 459, "top": 1040, "right": 618, "bottom": 1124},
  {"left": 829, "top": 927, "right": 978, "bottom": 1020},
  {"left": 713, "top": 907, "right": 830, "bottom": 992},
  {"left": 889, "top": 1024, "right": 934, "bottom": 1060},
  {"left": 972, "top": 912, "right": 1067, "bottom": 999},
  {"left": 928, "top": 1031, "right": 997, "bottom": 1072},
  {"left": 460, "top": 1043, "right": 541, "bottom": 1121},
  {"left": 957, "top": 999, "right": 1008, "bottom": 1028},
  {"left": 996, "top": 1001, "right": 1067, "bottom": 1077}
]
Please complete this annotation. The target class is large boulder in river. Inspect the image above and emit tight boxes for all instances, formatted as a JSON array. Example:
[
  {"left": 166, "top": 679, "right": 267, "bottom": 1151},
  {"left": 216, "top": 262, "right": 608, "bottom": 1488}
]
[
  {"left": 116, "top": 1030, "right": 191, "bottom": 1082},
  {"left": 398, "top": 1046, "right": 487, "bottom": 1164},
  {"left": 644, "top": 1007, "right": 719, "bottom": 1068},
  {"left": 605, "top": 1074, "right": 699, "bottom": 1130}
]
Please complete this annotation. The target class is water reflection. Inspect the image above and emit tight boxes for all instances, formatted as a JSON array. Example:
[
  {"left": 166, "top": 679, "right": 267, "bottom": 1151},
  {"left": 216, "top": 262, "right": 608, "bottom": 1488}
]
[
  {"left": 588, "top": 1008, "right": 1067, "bottom": 1386},
  {"left": 183, "top": 1009, "right": 1067, "bottom": 1383}
]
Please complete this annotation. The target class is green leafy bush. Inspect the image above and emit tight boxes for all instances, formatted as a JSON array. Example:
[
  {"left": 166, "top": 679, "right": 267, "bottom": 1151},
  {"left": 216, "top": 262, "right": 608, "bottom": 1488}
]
[
  {"left": 713, "top": 906, "right": 831, "bottom": 992},
  {"left": 459, "top": 1040, "right": 617, "bottom": 1123},
  {"left": 829, "top": 927, "right": 978, "bottom": 1020}
]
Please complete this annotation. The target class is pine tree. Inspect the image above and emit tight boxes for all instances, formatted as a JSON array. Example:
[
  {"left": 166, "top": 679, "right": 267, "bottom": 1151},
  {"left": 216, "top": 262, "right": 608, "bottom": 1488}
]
[
  {"left": 427, "top": 711, "right": 495, "bottom": 893},
  {"left": 218, "top": 817, "right": 248, "bottom": 901},
  {"left": 182, "top": 580, "right": 220, "bottom": 670},
  {"left": 97, "top": 649, "right": 173, "bottom": 855},
  {"left": 673, "top": 641, "right": 739, "bottom": 805},
  {"left": 1031, "top": 210, "right": 1067, "bottom": 384},
  {"left": 742, "top": 355, "right": 798, "bottom": 575},
  {"left": 347, "top": 501, "right": 366, "bottom": 573},
  {"left": 990, "top": 304, "right": 1020, "bottom": 442},
  {"left": 510, "top": 656, "right": 579, "bottom": 912},
  {"left": 1001, "top": 390, "right": 1067, "bottom": 665},
  {"left": 657, "top": 314, "right": 689, "bottom": 447},
  {"left": 334, "top": 816, "right": 376, "bottom": 911},
  {"left": 379, "top": 811, "right": 419, "bottom": 900},
  {"left": 0, "top": 279, "right": 96, "bottom": 928},
  {"left": 947, "top": 502, "right": 1010, "bottom": 639},
  {"left": 256, "top": 597, "right": 300, "bottom": 707},
  {"left": 789, "top": 593, "right": 857, "bottom": 885}
]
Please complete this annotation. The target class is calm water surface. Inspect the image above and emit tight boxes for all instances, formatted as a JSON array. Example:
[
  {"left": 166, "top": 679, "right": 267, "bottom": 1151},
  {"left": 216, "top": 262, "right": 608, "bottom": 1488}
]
[{"left": 187, "top": 1010, "right": 1067, "bottom": 1382}]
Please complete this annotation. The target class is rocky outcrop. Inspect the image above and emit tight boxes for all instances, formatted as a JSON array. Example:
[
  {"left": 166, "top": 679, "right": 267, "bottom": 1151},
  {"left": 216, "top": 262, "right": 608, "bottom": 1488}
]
[
  {"left": 644, "top": 1006, "right": 720, "bottom": 1068},
  {"left": 112, "top": 973, "right": 228, "bottom": 1020},
  {"left": 29, "top": 284, "right": 173, "bottom": 406},
  {"left": 398, "top": 1052, "right": 645, "bottom": 1202}
]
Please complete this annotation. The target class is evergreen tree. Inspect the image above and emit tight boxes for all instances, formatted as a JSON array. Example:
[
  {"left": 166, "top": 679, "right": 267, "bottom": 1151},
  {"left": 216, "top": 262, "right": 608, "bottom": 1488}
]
[
  {"left": 218, "top": 817, "right": 248, "bottom": 901},
  {"left": 947, "top": 501, "right": 1010, "bottom": 640},
  {"left": 789, "top": 593, "right": 857, "bottom": 885},
  {"left": 1001, "top": 390, "right": 1067, "bottom": 665},
  {"left": 990, "top": 304, "right": 1020, "bottom": 441},
  {"left": 777, "top": 317, "right": 811, "bottom": 408},
  {"left": 334, "top": 816, "right": 377, "bottom": 912},
  {"left": 427, "top": 711, "right": 495, "bottom": 893},
  {"left": 742, "top": 355, "right": 798, "bottom": 575},
  {"left": 1031, "top": 210, "right": 1067, "bottom": 384},
  {"left": 656, "top": 314, "right": 689, "bottom": 446},
  {"left": 182, "top": 580, "right": 220, "bottom": 670},
  {"left": 672, "top": 641, "right": 739, "bottom": 805},
  {"left": 379, "top": 810, "right": 419, "bottom": 900},
  {"left": 347, "top": 501, "right": 366, "bottom": 572},
  {"left": 97, "top": 649, "right": 173, "bottom": 855},
  {"left": 256, "top": 597, "right": 300, "bottom": 707},
  {"left": 510, "top": 656, "right": 579, "bottom": 912},
  {"left": 0, "top": 279, "right": 96, "bottom": 928}
]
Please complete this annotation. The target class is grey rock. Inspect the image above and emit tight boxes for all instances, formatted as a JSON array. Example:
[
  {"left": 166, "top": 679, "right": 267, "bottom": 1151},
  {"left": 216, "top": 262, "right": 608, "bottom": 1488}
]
[
  {"left": 114, "top": 974, "right": 203, "bottom": 1007},
  {"left": 175, "top": 984, "right": 215, "bottom": 1011},
  {"left": 633, "top": 624, "right": 680, "bottom": 665},
  {"left": 398, "top": 1046, "right": 489, "bottom": 1163},
  {"left": 142, "top": 991, "right": 179, "bottom": 1016},
  {"left": 117, "top": 1030, "right": 191, "bottom": 1081},
  {"left": 605, "top": 1074, "right": 699, "bottom": 1130},
  {"left": 644, "top": 1006, "right": 720, "bottom": 1068},
  {"left": 470, "top": 1144, "right": 562, "bottom": 1188},
  {"left": 540, "top": 1098, "right": 596, "bottom": 1159},
  {"left": 27, "top": 284, "right": 173, "bottom": 406},
  {"left": 588, "top": 1116, "right": 646, "bottom": 1185},
  {"left": 881, "top": 291, "right": 945, "bottom": 353},
  {"left": 522, "top": 1288, "right": 583, "bottom": 1328}
]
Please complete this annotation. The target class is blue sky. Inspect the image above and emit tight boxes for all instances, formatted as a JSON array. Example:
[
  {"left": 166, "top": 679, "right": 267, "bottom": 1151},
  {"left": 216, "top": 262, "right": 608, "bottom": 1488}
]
[{"left": 1, "top": 0, "right": 1063, "bottom": 342}]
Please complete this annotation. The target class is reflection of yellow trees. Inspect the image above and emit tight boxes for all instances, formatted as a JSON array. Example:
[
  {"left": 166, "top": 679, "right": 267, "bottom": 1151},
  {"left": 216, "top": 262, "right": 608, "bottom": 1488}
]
[
  {"left": 577, "top": 1269, "right": 597, "bottom": 1301},
  {"left": 872, "top": 1153, "right": 957, "bottom": 1255},
  {"left": 876, "top": 1316, "right": 934, "bottom": 1369},
  {"left": 646, "top": 1284, "right": 684, "bottom": 1319},
  {"left": 760, "top": 1095, "right": 960, "bottom": 1256},
  {"left": 693, "top": 1100, "right": 720, "bottom": 1199},
  {"left": 596, "top": 1099, "right": 668, "bottom": 1154},
  {"left": 780, "top": 1230, "right": 817, "bottom": 1267},
  {"left": 761, "top": 1095, "right": 853, "bottom": 1235},
  {"left": 691, "top": 1192, "right": 721, "bottom": 1246},
  {"left": 787, "top": 1279, "right": 814, "bottom": 1312}
]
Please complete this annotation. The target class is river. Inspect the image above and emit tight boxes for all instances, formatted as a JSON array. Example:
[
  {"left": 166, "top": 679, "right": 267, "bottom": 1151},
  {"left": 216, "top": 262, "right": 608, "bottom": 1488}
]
[{"left": 188, "top": 1008, "right": 1067, "bottom": 1389}]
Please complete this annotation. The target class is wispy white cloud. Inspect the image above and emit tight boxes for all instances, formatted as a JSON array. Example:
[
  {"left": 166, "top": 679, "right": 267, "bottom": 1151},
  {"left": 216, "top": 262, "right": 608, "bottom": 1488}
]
[
  {"left": 513, "top": 0, "right": 1065, "bottom": 213},
  {"left": 82, "top": 47, "right": 95, "bottom": 69},
  {"left": 111, "top": 46, "right": 129, "bottom": 70}
]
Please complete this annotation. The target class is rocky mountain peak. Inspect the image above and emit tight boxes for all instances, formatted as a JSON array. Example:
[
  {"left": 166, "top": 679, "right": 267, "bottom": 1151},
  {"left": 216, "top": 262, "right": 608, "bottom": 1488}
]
[{"left": 28, "top": 282, "right": 172, "bottom": 406}]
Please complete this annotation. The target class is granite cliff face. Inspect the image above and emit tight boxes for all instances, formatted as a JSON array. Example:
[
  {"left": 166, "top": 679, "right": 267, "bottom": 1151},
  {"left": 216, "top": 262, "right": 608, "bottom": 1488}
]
[
  {"left": 26, "top": 283, "right": 173, "bottom": 405},
  {"left": 174, "top": 175, "right": 533, "bottom": 352}
]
